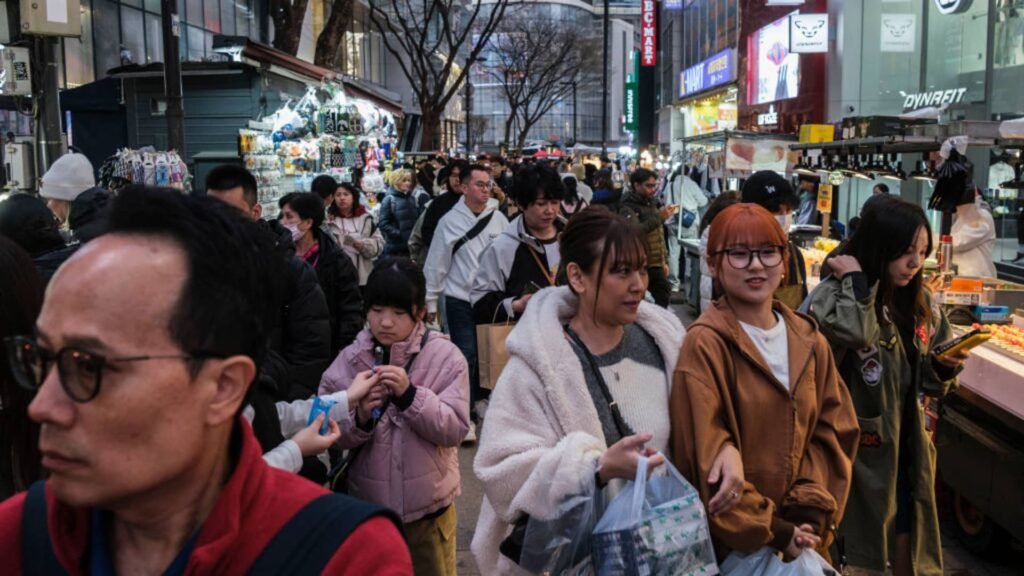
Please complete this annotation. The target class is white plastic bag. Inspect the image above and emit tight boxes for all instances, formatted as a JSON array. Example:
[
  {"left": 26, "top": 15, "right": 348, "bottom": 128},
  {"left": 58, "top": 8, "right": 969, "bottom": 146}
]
[
  {"left": 720, "top": 547, "right": 837, "bottom": 576},
  {"left": 591, "top": 455, "right": 718, "bottom": 576}
]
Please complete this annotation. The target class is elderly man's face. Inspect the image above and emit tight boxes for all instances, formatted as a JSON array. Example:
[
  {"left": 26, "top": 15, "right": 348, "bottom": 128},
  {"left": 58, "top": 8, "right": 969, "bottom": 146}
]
[{"left": 28, "top": 235, "right": 222, "bottom": 508}]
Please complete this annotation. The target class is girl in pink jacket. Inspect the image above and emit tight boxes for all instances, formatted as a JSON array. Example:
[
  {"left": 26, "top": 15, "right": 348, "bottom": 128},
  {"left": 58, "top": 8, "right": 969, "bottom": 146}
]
[{"left": 320, "top": 257, "right": 470, "bottom": 576}]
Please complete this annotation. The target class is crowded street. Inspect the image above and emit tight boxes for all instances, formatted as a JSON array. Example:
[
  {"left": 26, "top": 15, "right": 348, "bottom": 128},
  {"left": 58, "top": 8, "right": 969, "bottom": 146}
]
[{"left": 4, "top": 0, "right": 1024, "bottom": 575}]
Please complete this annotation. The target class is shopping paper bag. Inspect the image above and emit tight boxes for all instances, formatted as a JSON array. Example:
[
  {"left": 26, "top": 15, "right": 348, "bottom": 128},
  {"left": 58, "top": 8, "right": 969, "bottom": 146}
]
[{"left": 476, "top": 322, "right": 514, "bottom": 390}]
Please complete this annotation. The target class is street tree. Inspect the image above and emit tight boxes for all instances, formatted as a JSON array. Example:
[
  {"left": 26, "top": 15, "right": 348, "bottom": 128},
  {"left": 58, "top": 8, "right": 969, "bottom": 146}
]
[
  {"left": 315, "top": 0, "right": 356, "bottom": 68},
  {"left": 482, "top": 16, "right": 598, "bottom": 150},
  {"left": 368, "top": 0, "right": 512, "bottom": 150},
  {"left": 271, "top": 0, "right": 309, "bottom": 56}
]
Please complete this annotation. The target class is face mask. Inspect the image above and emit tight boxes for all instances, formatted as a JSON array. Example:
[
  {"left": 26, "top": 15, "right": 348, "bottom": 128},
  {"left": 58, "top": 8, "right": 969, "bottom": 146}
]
[
  {"left": 283, "top": 222, "right": 303, "bottom": 242},
  {"left": 776, "top": 213, "right": 793, "bottom": 232}
]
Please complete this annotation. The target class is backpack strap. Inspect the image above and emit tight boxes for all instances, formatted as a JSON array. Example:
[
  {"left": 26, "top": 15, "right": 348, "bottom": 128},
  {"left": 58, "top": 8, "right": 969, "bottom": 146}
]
[
  {"left": 451, "top": 212, "right": 495, "bottom": 258},
  {"left": 21, "top": 481, "right": 68, "bottom": 576},
  {"left": 248, "top": 493, "right": 403, "bottom": 575}
]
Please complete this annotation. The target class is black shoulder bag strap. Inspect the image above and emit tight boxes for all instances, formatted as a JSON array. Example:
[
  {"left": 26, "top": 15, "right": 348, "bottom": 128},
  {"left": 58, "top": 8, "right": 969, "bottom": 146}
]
[
  {"left": 451, "top": 212, "right": 495, "bottom": 258},
  {"left": 328, "top": 329, "right": 434, "bottom": 492},
  {"left": 248, "top": 493, "right": 403, "bottom": 575},
  {"left": 21, "top": 481, "right": 68, "bottom": 576},
  {"left": 563, "top": 325, "right": 635, "bottom": 440}
]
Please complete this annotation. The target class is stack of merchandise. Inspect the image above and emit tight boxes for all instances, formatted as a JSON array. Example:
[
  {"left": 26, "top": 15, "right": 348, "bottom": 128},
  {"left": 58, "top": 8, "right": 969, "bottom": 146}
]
[{"left": 98, "top": 148, "right": 190, "bottom": 194}]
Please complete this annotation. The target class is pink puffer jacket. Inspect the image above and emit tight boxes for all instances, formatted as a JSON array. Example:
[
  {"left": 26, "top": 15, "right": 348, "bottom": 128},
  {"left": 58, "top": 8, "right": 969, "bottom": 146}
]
[{"left": 319, "top": 323, "right": 470, "bottom": 523}]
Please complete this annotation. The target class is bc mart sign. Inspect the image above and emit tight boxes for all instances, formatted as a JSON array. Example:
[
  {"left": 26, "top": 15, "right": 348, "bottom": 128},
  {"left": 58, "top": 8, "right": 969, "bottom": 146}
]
[{"left": 641, "top": 0, "right": 656, "bottom": 66}]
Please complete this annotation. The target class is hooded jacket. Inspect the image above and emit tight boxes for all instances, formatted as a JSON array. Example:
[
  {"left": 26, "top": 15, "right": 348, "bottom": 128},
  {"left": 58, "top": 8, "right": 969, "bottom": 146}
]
[
  {"left": 0, "top": 419, "right": 412, "bottom": 575},
  {"left": 308, "top": 228, "right": 364, "bottom": 355},
  {"left": 670, "top": 297, "right": 859, "bottom": 558},
  {"left": 618, "top": 191, "right": 668, "bottom": 267},
  {"left": 319, "top": 323, "right": 470, "bottom": 523},
  {"left": 470, "top": 215, "right": 562, "bottom": 324},
  {"left": 808, "top": 275, "right": 959, "bottom": 575},
  {"left": 472, "top": 287, "right": 683, "bottom": 575},
  {"left": 378, "top": 186, "right": 421, "bottom": 255},
  {"left": 424, "top": 197, "right": 509, "bottom": 314},
  {"left": 67, "top": 187, "right": 110, "bottom": 243},
  {"left": 324, "top": 211, "right": 384, "bottom": 286},
  {"left": 261, "top": 220, "right": 332, "bottom": 401}
]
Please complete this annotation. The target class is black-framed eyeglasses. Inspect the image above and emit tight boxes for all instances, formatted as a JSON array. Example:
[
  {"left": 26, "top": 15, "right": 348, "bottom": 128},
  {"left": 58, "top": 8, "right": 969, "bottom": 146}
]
[
  {"left": 3, "top": 336, "right": 212, "bottom": 403},
  {"left": 716, "top": 246, "right": 785, "bottom": 270}
]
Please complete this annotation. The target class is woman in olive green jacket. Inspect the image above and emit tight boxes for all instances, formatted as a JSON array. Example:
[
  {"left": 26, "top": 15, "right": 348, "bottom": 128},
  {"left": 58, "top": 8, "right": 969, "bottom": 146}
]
[{"left": 808, "top": 197, "right": 969, "bottom": 576}]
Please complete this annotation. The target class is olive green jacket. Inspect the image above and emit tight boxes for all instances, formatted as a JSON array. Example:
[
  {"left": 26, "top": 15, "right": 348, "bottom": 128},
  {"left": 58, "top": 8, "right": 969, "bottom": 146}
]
[
  {"left": 618, "top": 191, "right": 668, "bottom": 267},
  {"left": 809, "top": 274, "right": 959, "bottom": 575}
]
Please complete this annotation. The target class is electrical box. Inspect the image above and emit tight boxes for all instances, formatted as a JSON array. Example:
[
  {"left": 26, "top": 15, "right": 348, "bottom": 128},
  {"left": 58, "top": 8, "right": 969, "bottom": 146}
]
[
  {"left": 0, "top": 47, "right": 31, "bottom": 96},
  {"left": 4, "top": 142, "right": 34, "bottom": 191},
  {"left": 19, "top": 0, "right": 81, "bottom": 37}
]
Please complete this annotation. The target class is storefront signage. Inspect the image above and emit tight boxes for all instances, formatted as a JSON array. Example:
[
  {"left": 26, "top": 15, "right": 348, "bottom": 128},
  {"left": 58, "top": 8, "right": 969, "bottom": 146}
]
[
  {"left": 880, "top": 14, "right": 916, "bottom": 53},
  {"left": 625, "top": 52, "right": 638, "bottom": 133},
  {"left": 790, "top": 14, "right": 829, "bottom": 53},
  {"left": 817, "top": 184, "right": 833, "bottom": 213},
  {"left": 641, "top": 0, "right": 657, "bottom": 67},
  {"left": 757, "top": 105, "right": 779, "bottom": 126},
  {"left": 934, "top": 0, "right": 973, "bottom": 15},
  {"left": 749, "top": 15, "right": 800, "bottom": 105},
  {"left": 679, "top": 49, "right": 735, "bottom": 99},
  {"left": 664, "top": 0, "right": 682, "bottom": 9},
  {"left": 902, "top": 87, "right": 967, "bottom": 110}
]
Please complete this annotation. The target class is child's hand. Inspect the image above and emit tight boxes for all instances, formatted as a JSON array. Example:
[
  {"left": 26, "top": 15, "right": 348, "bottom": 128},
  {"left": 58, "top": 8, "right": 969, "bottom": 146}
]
[
  {"left": 376, "top": 365, "right": 411, "bottom": 396},
  {"left": 347, "top": 370, "right": 381, "bottom": 409},
  {"left": 356, "top": 384, "right": 388, "bottom": 423},
  {"left": 292, "top": 414, "right": 342, "bottom": 456}
]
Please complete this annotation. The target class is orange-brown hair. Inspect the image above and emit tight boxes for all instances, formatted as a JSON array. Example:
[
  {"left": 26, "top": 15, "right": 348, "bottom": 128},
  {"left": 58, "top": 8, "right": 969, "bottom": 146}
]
[{"left": 706, "top": 203, "right": 789, "bottom": 272}]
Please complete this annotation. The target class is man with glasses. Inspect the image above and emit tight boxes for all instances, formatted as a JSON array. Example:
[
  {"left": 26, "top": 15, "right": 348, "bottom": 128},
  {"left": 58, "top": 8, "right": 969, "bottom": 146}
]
[
  {"left": 0, "top": 187, "right": 411, "bottom": 574},
  {"left": 424, "top": 164, "right": 508, "bottom": 442},
  {"left": 741, "top": 171, "right": 808, "bottom": 309}
]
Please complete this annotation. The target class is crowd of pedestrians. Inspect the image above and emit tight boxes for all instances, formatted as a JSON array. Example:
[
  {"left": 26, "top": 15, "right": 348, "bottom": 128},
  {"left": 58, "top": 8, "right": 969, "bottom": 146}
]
[{"left": 0, "top": 150, "right": 972, "bottom": 575}]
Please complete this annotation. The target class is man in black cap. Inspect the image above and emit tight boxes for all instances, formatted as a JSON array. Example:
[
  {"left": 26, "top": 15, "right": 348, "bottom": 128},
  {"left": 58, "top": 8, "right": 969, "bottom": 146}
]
[{"left": 741, "top": 171, "right": 808, "bottom": 309}]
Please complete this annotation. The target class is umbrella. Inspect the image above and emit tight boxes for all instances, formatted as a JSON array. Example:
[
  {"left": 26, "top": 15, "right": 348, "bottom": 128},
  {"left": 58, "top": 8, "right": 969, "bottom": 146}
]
[{"left": 533, "top": 150, "right": 549, "bottom": 158}]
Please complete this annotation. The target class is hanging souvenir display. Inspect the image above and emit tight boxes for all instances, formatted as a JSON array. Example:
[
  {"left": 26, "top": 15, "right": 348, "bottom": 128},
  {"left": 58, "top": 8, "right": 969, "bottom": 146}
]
[{"left": 99, "top": 148, "right": 190, "bottom": 194}]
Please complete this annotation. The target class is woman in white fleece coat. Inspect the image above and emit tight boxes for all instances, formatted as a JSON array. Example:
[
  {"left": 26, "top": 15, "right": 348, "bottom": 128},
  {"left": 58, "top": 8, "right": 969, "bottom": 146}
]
[{"left": 473, "top": 208, "right": 743, "bottom": 574}]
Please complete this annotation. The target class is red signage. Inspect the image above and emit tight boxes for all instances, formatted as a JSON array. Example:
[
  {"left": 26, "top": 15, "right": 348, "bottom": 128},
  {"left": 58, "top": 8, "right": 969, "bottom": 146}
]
[{"left": 641, "top": 0, "right": 657, "bottom": 66}]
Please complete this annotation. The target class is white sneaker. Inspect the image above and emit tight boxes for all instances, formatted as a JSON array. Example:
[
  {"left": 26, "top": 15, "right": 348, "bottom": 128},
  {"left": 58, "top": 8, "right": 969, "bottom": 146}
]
[{"left": 462, "top": 421, "right": 477, "bottom": 444}]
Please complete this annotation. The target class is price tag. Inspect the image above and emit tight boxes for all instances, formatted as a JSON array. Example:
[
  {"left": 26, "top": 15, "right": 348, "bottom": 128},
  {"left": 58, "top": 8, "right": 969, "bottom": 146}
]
[{"left": 817, "top": 184, "right": 833, "bottom": 213}]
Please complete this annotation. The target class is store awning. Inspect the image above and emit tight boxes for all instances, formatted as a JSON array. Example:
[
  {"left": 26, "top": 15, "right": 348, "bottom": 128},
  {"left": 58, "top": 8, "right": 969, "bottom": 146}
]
[
  {"left": 212, "top": 36, "right": 337, "bottom": 84},
  {"left": 341, "top": 76, "right": 404, "bottom": 118}
]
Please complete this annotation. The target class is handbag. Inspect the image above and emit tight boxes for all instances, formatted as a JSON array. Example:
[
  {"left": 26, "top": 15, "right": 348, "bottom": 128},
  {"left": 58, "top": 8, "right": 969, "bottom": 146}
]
[
  {"left": 328, "top": 329, "right": 433, "bottom": 493},
  {"left": 679, "top": 207, "right": 697, "bottom": 229}
]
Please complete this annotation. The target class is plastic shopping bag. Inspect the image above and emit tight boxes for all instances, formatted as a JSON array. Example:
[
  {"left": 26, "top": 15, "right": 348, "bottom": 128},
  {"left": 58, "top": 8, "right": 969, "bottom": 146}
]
[
  {"left": 591, "top": 455, "right": 718, "bottom": 576},
  {"left": 516, "top": 483, "right": 602, "bottom": 576},
  {"left": 720, "top": 547, "right": 837, "bottom": 576}
]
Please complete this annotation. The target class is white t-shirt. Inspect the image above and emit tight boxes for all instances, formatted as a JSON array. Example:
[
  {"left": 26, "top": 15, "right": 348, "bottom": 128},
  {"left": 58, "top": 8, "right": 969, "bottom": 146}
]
[{"left": 739, "top": 312, "right": 790, "bottom": 391}]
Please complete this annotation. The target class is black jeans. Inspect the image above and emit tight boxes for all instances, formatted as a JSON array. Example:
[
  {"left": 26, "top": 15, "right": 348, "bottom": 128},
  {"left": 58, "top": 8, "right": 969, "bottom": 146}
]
[{"left": 647, "top": 266, "right": 672, "bottom": 308}]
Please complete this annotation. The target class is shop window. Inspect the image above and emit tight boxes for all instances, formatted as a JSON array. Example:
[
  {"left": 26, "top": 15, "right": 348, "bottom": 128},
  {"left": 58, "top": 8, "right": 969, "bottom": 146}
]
[
  {"left": 144, "top": 0, "right": 159, "bottom": 14},
  {"left": 220, "top": 0, "right": 235, "bottom": 35},
  {"left": 994, "top": 0, "right": 1024, "bottom": 69},
  {"left": 93, "top": 0, "right": 122, "bottom": 75},
  {"left": 236, "top": 1, "right": 251, "bottom": 38},
  {"left": 146, "top": 13, "right": 163, "bottom": 63},
  {"left": 205, "top": 0, "right": 220, "bottom": 32},
  {"left": 187, "top": 25, "right": 206, "bottom": 60},
  {"left": 924, "top": 0, "right": 988, "bottom": 105},
  {"left": 861, "top": 2, "right": 923, "bottom": 115},
  {"left": 186, "top": 0, "right": 203, "bottom": 26},
  {"left": 121, "top": 6, "right": 145, "bottom": 65},
  {"left": 64, "top": 2, "right": 95, "bottom": 88}
]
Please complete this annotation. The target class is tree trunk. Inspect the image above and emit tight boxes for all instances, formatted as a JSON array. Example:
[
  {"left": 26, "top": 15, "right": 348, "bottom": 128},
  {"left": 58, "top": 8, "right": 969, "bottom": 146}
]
[
  {"left": 271, "top": 0, "right": 309, "bottom": 56},
  {"left": 420, "top": 107, "right": 442, "bottom": 151},
  {"left": 516, "top": 121, "right": 535, "bottom": 152},
  {"left": 503, "top": 115, "right": 515, "bottom": 150},
  {"left": 314, "top": 0, "right": 354, "bottom": 69}
]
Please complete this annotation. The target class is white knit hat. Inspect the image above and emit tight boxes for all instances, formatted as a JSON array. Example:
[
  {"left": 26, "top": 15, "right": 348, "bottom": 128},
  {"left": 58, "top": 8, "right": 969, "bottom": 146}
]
[{"left": 39, "top": 153, "right": 96, "bottom": 201}]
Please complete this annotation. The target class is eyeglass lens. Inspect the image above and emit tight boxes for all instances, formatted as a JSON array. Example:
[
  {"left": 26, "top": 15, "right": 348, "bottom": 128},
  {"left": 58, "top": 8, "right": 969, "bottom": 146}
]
[
  {"left": 726, "top": 248, "right": 783, "bottom": 269},
  {"left": 6, "top": 337, "right": 102, "bottom": 402}
]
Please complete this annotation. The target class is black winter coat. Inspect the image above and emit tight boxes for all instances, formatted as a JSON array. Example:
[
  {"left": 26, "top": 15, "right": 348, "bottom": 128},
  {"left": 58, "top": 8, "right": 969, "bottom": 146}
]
[
  {"left": 68, "top": 187, "right": 110, "bottom": 243},
  {"left": 310, "top": 228, "right": 365, "bottom": 355},
  {"left": 262, "top": 220, "right": 333, "bottom": 401},
  {"left": 377, "top": 187, "right": 420, "bottom": 255},
  {"left": 420, "top": 191, "right": 462, "bottom": 252}
]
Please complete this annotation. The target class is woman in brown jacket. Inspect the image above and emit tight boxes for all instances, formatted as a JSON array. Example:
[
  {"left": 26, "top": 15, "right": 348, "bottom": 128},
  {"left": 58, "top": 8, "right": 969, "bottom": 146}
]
[{"left": 670, "top": 203, "right": 860, "bottom": 563}]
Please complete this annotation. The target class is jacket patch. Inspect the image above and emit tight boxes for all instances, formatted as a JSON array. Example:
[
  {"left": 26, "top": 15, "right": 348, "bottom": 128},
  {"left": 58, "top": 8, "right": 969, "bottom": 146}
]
[
  {"left": 860, "top": 431, "right": 882, "bottom": 447},
  {"left": 915, "top": 324, "right": 929, "bottom": 348},
  {"left": 861, "top": 358, "right": 883, "bottom": 386},
  {"left": 879, "top": 335, "right": 898, "bottom": 351}
]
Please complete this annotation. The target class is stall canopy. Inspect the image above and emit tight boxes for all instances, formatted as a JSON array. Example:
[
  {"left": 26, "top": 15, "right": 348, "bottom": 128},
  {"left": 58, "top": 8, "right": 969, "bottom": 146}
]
[{"left": 60, "top": 77, "right": 129, "bottom": 172}]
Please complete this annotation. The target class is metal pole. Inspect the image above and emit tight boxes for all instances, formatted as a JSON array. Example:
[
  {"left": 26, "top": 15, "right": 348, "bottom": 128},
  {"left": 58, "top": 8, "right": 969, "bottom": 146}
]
[
  {"left": 601, "top": 0, "right": 609, "bottom": 156},
  {"left": 34, "top": 36, "right": 63, "bottom": 177},
  {"left": 465, "top": 61, "right": 472, "bottom": 155},
  {"left": 572, "top": 81, "right": 578, "bottom": 145},
  {"left": 162, "top": 0, "right": 185, "bottom": 154}
]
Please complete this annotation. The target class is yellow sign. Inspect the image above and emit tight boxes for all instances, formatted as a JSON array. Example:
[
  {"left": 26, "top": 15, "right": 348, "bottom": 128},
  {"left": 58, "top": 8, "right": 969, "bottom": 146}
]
[{"left": 817, "top": 184, "right": 833, "bottom": 213}]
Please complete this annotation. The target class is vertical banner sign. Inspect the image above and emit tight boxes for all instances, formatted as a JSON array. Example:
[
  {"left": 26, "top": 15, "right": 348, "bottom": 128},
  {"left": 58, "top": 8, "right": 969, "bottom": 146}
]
[
  {"left": 624, "top": 51, "right": 638, "bottom": 133},
  {"left": 641, "top": 0, "right": 657, "bottom": 66},
  {"left": 817, "top": 184, "right": 833, "bottom": 213}
]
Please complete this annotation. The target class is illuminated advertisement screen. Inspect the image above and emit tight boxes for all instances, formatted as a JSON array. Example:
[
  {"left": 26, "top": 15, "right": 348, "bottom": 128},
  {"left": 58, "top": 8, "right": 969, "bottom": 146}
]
[{"left": 747, "top": 13, "right": 800, "bottom": 105}]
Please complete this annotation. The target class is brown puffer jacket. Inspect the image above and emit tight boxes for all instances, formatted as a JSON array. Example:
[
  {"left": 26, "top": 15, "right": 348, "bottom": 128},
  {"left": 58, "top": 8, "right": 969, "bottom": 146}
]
[{"left": 618, "top": 191, "right": 668, "bottom": 267}]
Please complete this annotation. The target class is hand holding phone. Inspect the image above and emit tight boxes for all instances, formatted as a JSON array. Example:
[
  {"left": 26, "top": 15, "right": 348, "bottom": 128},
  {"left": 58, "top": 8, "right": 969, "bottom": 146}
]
[{"left": 933, "top": 328, "right": 991, "bottom": 360}]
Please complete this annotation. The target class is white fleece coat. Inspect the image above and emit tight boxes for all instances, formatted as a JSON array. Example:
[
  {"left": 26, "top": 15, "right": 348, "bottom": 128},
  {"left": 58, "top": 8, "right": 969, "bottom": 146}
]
[{"left": 471, "top": 286, "right": 684, "bottom": 575}]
